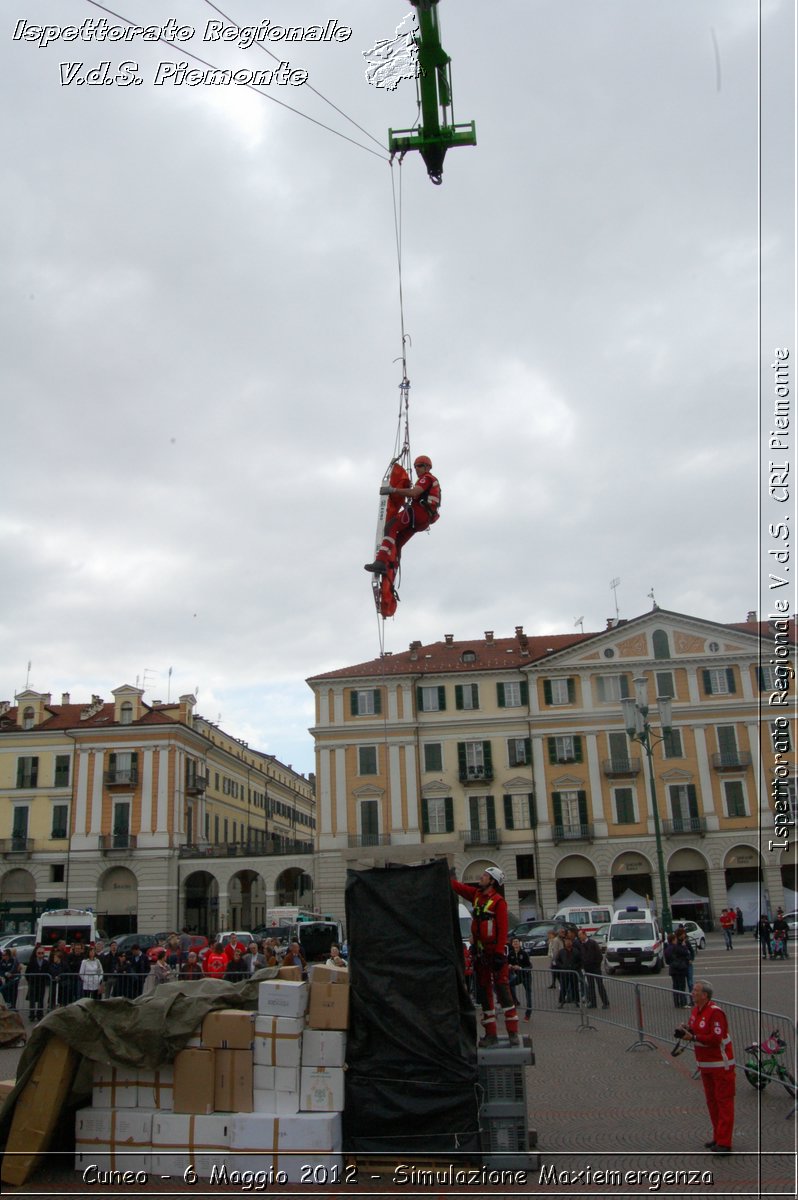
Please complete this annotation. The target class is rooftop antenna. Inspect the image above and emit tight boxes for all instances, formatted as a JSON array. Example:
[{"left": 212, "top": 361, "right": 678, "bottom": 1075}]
[
  {"left": 141, "top": 668, "right": 157, "bottom": 694},
  {"left": 25, "top": 660, "right": 32, "bottom": 689},
  {"left": 167, "top": 666, "right": 173, "bottom": 702},
  {"left": 610, "top": 577, "right": 621, "bottom": 621},
  {"left": 574, "top": 616, "right": 584, "bottom": 633}
]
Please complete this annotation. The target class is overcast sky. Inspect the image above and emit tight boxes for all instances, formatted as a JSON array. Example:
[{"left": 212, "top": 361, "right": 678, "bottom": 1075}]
[{"left": 1, "top": 1, "right": 794, "bottom": 777}]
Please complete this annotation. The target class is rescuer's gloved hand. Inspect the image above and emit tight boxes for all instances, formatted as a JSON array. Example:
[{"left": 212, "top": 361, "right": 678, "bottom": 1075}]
[{"left": 379, "top": 486, "right": 392, "bottom": 495}]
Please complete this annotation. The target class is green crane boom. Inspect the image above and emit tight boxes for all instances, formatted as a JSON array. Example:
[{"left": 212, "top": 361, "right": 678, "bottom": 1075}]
[{"left": 388, "top": 0, "right": 476, "bottom": 184}]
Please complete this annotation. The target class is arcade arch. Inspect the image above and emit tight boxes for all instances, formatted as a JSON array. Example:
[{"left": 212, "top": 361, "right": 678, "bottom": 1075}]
[
  {"left": 96, "top": 866, "right": 138, "bottom": 937},
  {"left": 554, "top": 854, "right": 597, "bottom": 904},
  {"left": 610, "top": 851, "right": 653, "bottom": 903}
]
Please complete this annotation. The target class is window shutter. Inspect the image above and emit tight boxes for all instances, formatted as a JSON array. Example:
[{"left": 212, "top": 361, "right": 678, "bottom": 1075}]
[
  {"left": 108, "top": 752, "right": 117, "bottom": 771},
  {"left": 620, "top": 675, "right": 630, "bottom": 698},
  {"left": 702, "top": 669, "right": 712, "bottom": 695},
  {"left": 421, "top": 798, "right": 430, "bottom": 834},
  {"left": 567, "top": 678, "right": 576, "bottom": 703},
  {"left": 574, "top": 737, "right": 583, "bottom": 763},
  {"left": 497, "top": 683, "right": 505, "bottom": 708},
  {"left": 577, "top": 791, "right": 588, "bottom": 826},
  {"left": 483, "top": 741, "right": 493, "bottom": 772},
  {"left": 455, "top": 685, "right": 464, "bottom": 710},
  {"left": 350, "top": 691, "right": 358, "bottom": 716},
  {"left": 527, "top": 794, "right": 537, "bottom": 828},
  {"left": 470, "top": 684, "right": 479, "bottom": 708},
  {"left": 438, "top": 686, "right": 446, "bottom": 711},
  {"left": 469, "top": 795, "right": 480, "bottom": 826},
  {"left": 416, "top": 686, "right": 424, "bottom": 712},
  {"left": 726, "top": 668, "right": 736, "bottom": 694},
  {"left": 717, "top": 726, "right": 737, "bottom": 755},
  {"left": 16, "top": 760, "right": 24, "bottom": 788},
  {"left": 503, "top": 795, "right": 514, "bottom": 829},
  {"left": 485, "top": 796, "right": 496, "bottom": 829},
  {"left": 444, "top": 796, "right": 454, "bottom": 833},
  {"left": 374, "top": 689, "right": 382, "bottom": 715},
  {"left": 457, "top": 743, "right": 467, "bottom": 775},
  {"left": 547, "top": 737, "right": 557, "bottom": 764},
  {"left": 524, "top": 737, "right": 531, "bottom": 764},
  {"left": 520, "top": 680, "right": 529, "bottom": 705},
  {"left": 131, "top": 751, "right": 138, "bottom": 769},
  {"left": 687, "top": 785, "right": 698, "bottom": 819},
  {"left": 543, "top": 680, "right": 552, "bottom": 706},
  {"left": 552, "top": 792, "right": 563, "bottom": 826}
]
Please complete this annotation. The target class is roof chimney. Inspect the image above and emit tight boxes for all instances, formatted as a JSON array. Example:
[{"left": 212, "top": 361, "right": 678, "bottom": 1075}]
[
  {"left": 409, "top": 640, "right": 422, "bottom": 651},
  {"left": 61, "top": 692, "right": 70, "bottom": 705},
  {"left": 444, "top": 634, "right": 454, "bottom": 645},
  {"left": 484, "top": 631, "right": 494, "bottom": 643},
  {"left": 515, "top": 626, "right": 524, "bottom": 637},
  {"left": 746, "top": 610, "right": 757, "bottom": 623}
]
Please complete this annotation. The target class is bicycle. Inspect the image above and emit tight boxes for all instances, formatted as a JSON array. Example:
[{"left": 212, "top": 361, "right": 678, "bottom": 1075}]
[{"left": 743, "top": 1030, "right": 797, "bottom": 1098}]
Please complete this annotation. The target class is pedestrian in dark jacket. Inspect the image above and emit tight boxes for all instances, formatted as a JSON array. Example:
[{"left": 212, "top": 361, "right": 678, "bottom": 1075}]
[
  {"left": 577, "top": 929, "right": 609, "bottom": 1008},
  {"left": 223, "top": 948, "right": 249, "bottom": 983},
  {"left": 0, "top": 950, "right": 22, "bottom": 1010},
  {"left": 665, "top": 933, "right": 691, "bottom": 1007},
  {"left": 555, "top": 935, "right": 582, "bottom": 1006},
  {"left": 757, "top": 915, "right": 773, "bottom": 959},
  {"left": 772, "top": 911, "right": 789, "bottom": 960},
  {"left": 127, "top": 945, "right": 150, "bottom": 996},
  {"left": 99, "top": 941, "right": 119, "bottom": 997},
  {"left": 735, "top": 907, "right": 744, "bottom": 934},
  {"left": 507, "top": 938, "right": 533, "bottom": 1019},
  {"left": 25, "top": 947, "right": 52, "bottom": 1021}
]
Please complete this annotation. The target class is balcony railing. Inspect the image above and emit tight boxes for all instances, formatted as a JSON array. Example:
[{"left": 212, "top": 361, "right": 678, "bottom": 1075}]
[
  {"left": 711, "top": 751, "right": 752, "bottom": 771},
  {"left": 99, "top": 833, "right": 137, "bottom": 852},
  {"left": 461, "top": 826, "right": 501, "bottom": 847},
  {"left": 552, "top": 823, "right": 594, "bottom": 845},
  {"left": 602, "top": 756, "right": 641, "bottom": 777},
  {"left": 104, "top": 768, "right": 139, "bottom": 787},
  {"left": 459, "top": 765, "right": 494, "bottom": 784},
  {"left": 178, "top": 839, "right": 314, "bottom": 859},
  {"left": 0, "top": 838, "right": 33, "bottom": 855},
  {"left": 662, "top": 817, "right": 707, "bottom": 837},
  {"left": 185, "top": 772, "right": 207, "bottom": 795},
  {"left": 348, "top": 834, "right": 392, "bottom": 848}
]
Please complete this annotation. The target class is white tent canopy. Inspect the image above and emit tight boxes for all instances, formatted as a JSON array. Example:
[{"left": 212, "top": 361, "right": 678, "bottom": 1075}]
[
  {"left": 553, "top": 890, "right": 595, "bottom": 912},
  {"left": 725, "top": 881, "right": 766, "bottom": 929},
  {"left": 670, "top": 885, "right": 710, "bottom": 906},
  {"left": 613, "top": 888, "right": 650, "bottom": 911}
]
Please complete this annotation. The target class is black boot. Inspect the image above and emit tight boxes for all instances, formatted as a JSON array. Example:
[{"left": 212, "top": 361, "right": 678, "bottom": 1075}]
[{"left": 364, "top": 561, "right": 387, "bottom": 575}]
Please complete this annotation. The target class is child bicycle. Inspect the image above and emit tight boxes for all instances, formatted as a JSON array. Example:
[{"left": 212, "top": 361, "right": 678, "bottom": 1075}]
[{"left": 743, "top": 1030, "right": 796, "bottom": 1098}]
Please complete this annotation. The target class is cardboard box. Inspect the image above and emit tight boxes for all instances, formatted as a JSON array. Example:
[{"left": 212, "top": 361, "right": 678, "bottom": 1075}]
[
  {"left": 278, "top": 965, "right": 303, "bottom": 982},
  {"left": 214, "top": 1049, "right": 253, "bottom": 1113},
  {"left": 258, "top": 980, "right": 308, "bottom": 1019},
  {"left": 230, "top": 1110, "right": 342, "bottom": 1150},
  {"left": 74, "top": 1109, "right": 153, "bottom": 1174},
  {"left": 150, "top": 1113, "right": 231, "bottom": 1179},
  {"left": 2, "top": 1035, "right": 79, "bottom": 1186},
  {"left": 253, "top": 1064, "right": 300, "bottom": 1093},
  {"left": 91, "top": 1062, "right": 139, "bottom": 1109},
  {"left": 307, "top": 981, "right": 349, "bottom": 1031},
  {"left": 300, "top": 1066, "right": 345, "bottom": 1113},
  {"left": 138, "top": 1065, "right": 174, "bottom": 1111},
  {"left": 253, "top": 1016, "right": 303, "bottom": 1067},
  {"left": 253, "top": 1089, "right": 300, "bottom": 1115},
  {"left": 308, "top": 964, "right": 348, "bottom": 985},
  {"left": 301, "top": 1029, "right": 346, "bottom": 1067},
  {"left": 201, "top": 1008, "right": 256, "bottom": 1050},
  {"left": 173, "top": 1048, "right": 215, "bottom": 1115}
]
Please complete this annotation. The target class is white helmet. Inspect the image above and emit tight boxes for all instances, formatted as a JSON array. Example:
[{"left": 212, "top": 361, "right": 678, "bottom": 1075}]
[{"left": 484, "top": 867, "right": 505, "bottom": 888}]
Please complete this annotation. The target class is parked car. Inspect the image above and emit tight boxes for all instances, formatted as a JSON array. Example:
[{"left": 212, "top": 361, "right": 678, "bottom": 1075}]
[
  {"left": 112, "top": 933, "right": 162, "bottom": 956},
  {"left": 507, "top": 920, "right": 559, "bottom": 956},
  {"left": 0, "top": 933, "right": 37, "bottom": 965},
  {"left": 783, "top": 910, "right": 798, "bottom": 935},
  {"left": 604, "top": 917, "right": 664, "bottom": 975},
  {"left": 676, "top": 919, "right": 707, "bottom": 950}
]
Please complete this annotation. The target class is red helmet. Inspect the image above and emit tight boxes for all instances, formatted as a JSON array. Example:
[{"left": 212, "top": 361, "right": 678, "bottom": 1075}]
[{"left": 414, "top": 455, "right": 432, "bottom": 470}]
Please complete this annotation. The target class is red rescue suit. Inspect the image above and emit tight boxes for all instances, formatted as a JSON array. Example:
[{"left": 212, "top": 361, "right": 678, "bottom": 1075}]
[
  {"left": 374, "top": 469, "right": 440, "bottom": 568},
  {"left": 687, "top": 999, "right": 736, "bottom": 1149},
  {"left": 452, "top": 879, "right": 518, "bottom": 1039}
]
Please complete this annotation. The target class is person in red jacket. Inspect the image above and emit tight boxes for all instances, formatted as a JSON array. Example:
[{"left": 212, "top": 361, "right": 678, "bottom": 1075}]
[
  {"left": 679, "top": 979, "right": 735, "bottom": 1152},
  {"left": 364, "top": 455, "right": 441, "bottom": 575},
  {"left": 452, "top": 867, "right": 520, "bottom": 1047},
  {"left": 203, "top": 942, "right": 228, "bottom": 979},
  {"left": 719, "top": 908, "right": 736, "bottom": 951}
]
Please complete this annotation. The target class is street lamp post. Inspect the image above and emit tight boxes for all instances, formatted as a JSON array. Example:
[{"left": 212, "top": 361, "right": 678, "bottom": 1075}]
[{"left": 620, "top": 675, "right": 674, "bottom": 935}]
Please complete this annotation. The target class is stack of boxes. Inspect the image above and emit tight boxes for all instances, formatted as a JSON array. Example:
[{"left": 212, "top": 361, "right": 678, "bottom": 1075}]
[{"left": 74, "top": 966, "right": 349, "bottom": 1182}]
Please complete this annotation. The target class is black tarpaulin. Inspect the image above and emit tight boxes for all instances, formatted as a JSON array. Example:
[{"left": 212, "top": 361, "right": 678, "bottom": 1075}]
[{"left": 343, "top": 858, "right": 479, "bottom": 1153}]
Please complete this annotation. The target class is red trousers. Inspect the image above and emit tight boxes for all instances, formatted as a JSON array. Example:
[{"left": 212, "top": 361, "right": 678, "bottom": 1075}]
[
  {"left": 700, "top": 1066, "right": 735, "bottom": 1148},
  {"left": 476, "top": 956, "right": 518, "bottom": 1037},
  {"left": 375, "top": 504, "right": 433, "bottom": 565}
]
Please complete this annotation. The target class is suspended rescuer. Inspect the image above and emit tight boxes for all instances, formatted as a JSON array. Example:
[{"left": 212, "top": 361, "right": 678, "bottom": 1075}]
[
  {"left": 451, "top": 867, "right": 520, "bottom": 1047},
  {"left": 365, "top": 455, "right": 441, "bottom": 575},
  {"left": 675, "top": 979, "right": 735, "bottom": 1153}
]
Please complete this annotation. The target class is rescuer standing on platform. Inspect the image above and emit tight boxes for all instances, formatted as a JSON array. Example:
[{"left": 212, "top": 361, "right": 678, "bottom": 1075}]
[{"left": 451, "top": 867, "right": 520, "bottom": 1047}]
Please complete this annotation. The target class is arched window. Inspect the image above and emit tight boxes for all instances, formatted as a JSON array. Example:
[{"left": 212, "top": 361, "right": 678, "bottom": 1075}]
[{"left": 652, "top": 630, "right": 670, "bottom": 660}]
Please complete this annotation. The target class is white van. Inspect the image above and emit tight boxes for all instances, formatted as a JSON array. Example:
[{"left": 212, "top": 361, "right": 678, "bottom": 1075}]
[
  {"left": 35, "top": 908, "right": 101, "bottom": 950},
  {"left": 551, "top": 905, "right": 614, "bottom": 934}
]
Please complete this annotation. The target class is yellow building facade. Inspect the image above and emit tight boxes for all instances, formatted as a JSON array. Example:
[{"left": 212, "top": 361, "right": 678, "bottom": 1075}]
[{"left": 307, "top": 611, "right": 796, "bottom": 926}]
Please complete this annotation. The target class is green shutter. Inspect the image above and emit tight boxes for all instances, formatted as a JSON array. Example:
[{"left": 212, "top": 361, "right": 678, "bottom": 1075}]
[
  {"left": 374, "top": 689, "right": 382, "bottom": 715},
  {"left": 574, "top": 737, "right": 583, "bottom": 763},
  {"left": 421, "top": 798, "right": 430, "bottom": 834},
  {"left": 577, "top": 791, "right": 588, "bottom": 826},
  {"left": 457, "top": 743, "right": 467, "bottom": 776},
  {"left": 483, "top": 741, "right": 493, "bottom": 773},
  {"left": 455, "top": 685, "right": 464, "bottom": 710},
  {"left": 567, "top": 678, "right": 576, "bottom": 703},
  {"left": 702, "top": 669, "right": 712, "bottom": 694},
  {"left": 547, "top": 738, "right": 557, "bottom": 764},
  {"left": 527, "top": 794, "right": 537, "bottom": 828},
  {"left": 726, "top": 668, "right": 736, "bottom": 694},
  {"left": 620, "top": 675, "right": 630, "bottom": 698},
  {"left": 520, "top": 680, "right": 529, "bottom": 705},
  {"left": 437, "top": 686, "right": 446, "bottom": 711},
  {"left": 524, "top": 737, "right": 531, "bottom": 764},
  {"left": 543, "top": 680, "right": 552, "bottom": 706},
  {"left": 444, "top": 796, "right": 454, "bottom": 833},
  {"left": 416, "top": 686, "right": 424, "bottom": 712},
  {"left": 485, "top": 796, "right": 495, "bottom": 829},
  {"left": 470, "top": 684, "right": 479, "bottom": 708},
  {"left": 16, "top": 760, "right": 24, "bottom": 788},
  {"left": 552, "top": 792, "right": 562, "bottom": 827},
  {"left": 469, "top": 796, "right": 480, "bottom": 827},
  {"left": 350, "top": 691, "right": 358, "bottom": 716},
  {"left": 497, "top": 683, "right": 505, "bottom": 708},
  {"left": 503, "top": 795, "right": 514, "bottom": 829},
  {"left": 687, "top": 785, "right": 699, "bottom": 818}
]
